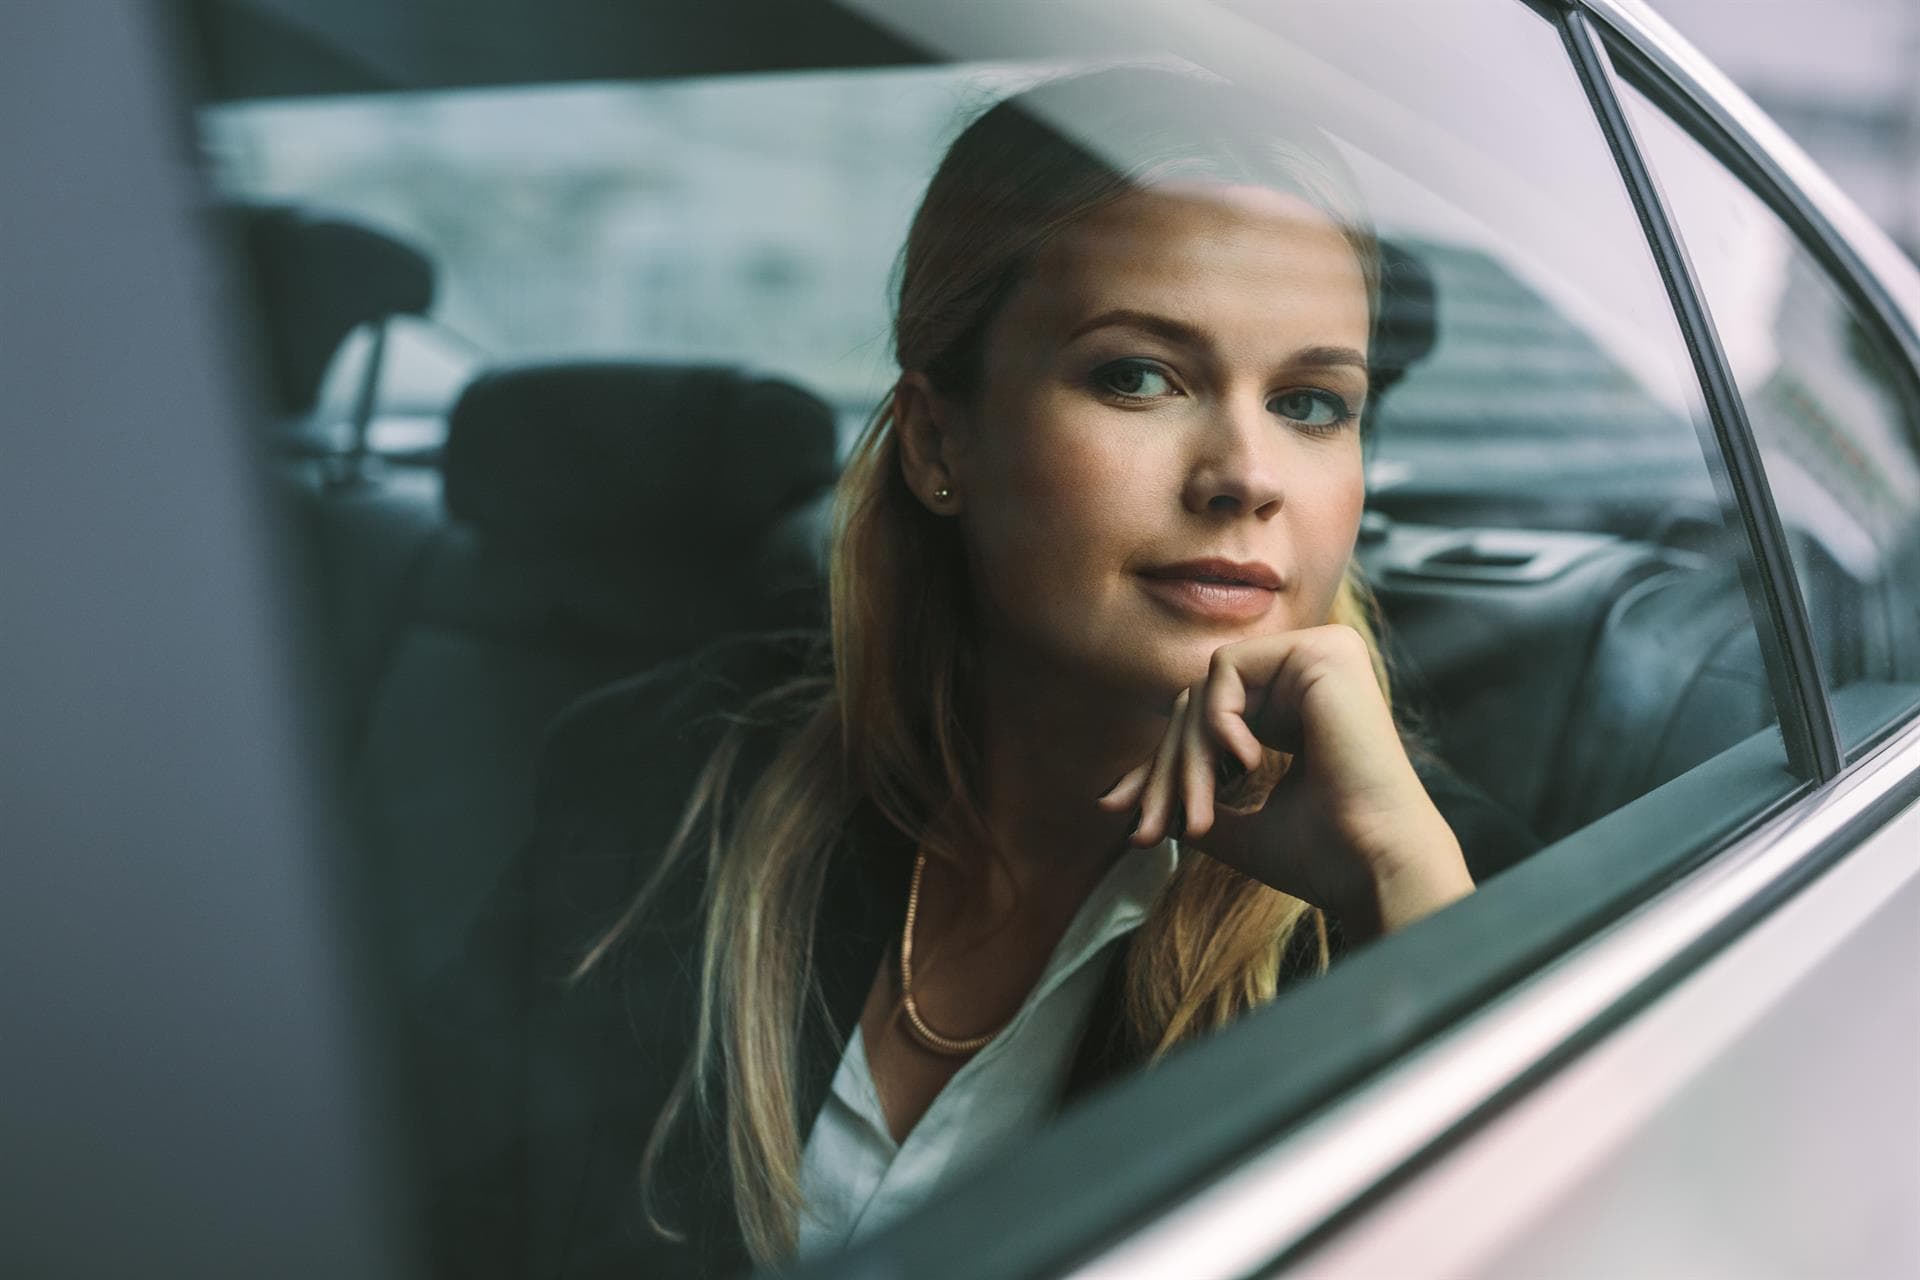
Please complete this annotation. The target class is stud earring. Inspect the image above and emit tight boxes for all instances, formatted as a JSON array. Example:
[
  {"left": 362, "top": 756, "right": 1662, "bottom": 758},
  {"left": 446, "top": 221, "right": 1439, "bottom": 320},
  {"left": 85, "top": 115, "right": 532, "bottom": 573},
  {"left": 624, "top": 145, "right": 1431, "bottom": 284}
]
[{"left": 933, "top": 486, "right": 953, "bottom": 503}]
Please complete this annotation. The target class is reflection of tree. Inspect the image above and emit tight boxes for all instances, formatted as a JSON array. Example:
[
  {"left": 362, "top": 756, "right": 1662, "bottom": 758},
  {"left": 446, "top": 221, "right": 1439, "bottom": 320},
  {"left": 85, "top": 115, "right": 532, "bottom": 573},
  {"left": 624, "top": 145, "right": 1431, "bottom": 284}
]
[{"left": 1745, "top": 251, "right": 1920, "bottom": 569}]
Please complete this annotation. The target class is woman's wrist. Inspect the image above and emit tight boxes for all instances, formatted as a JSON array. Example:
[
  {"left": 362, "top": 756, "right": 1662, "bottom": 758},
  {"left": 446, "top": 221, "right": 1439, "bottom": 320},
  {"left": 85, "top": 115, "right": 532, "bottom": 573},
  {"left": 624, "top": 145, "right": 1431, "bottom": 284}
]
[{"left": 1329, "top": 811, "right": 1474, "bottom": 940}]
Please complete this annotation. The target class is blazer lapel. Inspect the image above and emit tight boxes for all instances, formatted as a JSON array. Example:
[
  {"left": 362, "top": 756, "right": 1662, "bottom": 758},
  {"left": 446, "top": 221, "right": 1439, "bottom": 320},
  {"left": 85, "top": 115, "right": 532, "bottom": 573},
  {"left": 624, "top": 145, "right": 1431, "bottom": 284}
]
[
  {"left": 793, "top": 806, "right": 1167, "bottom": 1173},
  {"left": 801, "top": 805, "right": 1152, "bottom": 1118},
  {"left": 799, "top": 803, "right": 914, "bottom": 1131},
  {"left": 1061, "top": 934, "right": 1146, "bottom": 1105}
]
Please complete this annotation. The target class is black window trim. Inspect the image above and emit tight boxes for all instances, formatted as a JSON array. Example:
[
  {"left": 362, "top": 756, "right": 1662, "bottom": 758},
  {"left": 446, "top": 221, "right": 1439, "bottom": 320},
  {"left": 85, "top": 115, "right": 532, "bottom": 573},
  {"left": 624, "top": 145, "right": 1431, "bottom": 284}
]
[
  {"left": 1560, "top": 3, "right": 1843, "bottom": 785},
  {"left": 1583, "top": 0, "right": 1920, "bottom": 767}
]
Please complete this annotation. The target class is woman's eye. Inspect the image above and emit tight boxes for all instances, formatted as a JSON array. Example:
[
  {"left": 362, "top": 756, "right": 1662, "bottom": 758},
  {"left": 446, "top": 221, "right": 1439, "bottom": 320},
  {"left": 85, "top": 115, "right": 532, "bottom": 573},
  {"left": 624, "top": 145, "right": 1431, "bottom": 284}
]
[
  {"left": 1093, "top": 359, "right": 1177, "bottom": 401},
  {"left": 1270, "top": 388, "right": 1354, "bottom": 430}
]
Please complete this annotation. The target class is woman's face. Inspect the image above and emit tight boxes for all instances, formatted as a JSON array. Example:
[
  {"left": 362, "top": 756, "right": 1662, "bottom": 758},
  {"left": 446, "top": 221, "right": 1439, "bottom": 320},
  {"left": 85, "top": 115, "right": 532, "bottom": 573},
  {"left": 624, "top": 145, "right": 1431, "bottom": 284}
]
[{"left": 942, "top": 183, "right": 1372, "bottom": 708}]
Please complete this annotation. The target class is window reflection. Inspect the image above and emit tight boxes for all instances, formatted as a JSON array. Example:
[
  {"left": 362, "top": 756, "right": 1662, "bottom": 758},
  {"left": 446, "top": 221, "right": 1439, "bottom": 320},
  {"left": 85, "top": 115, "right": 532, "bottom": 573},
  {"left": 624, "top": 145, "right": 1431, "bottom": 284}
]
[
  {"left": 1620, "top": 76, "right": 1920, "bottom": 754},
  {"left": 198, "top": 4, "right": 1812, "bottom": 1277}
]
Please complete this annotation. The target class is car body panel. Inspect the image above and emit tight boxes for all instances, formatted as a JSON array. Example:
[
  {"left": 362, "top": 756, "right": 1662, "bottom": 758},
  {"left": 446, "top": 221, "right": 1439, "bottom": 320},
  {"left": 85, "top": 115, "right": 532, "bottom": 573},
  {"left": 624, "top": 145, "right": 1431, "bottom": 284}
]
[
  {"left": 1290, "top": 778, "right": 1920, "bottom": 1279},
  {"left": 1064, "top": 710, "right": 1920, "bottom": 1278}
]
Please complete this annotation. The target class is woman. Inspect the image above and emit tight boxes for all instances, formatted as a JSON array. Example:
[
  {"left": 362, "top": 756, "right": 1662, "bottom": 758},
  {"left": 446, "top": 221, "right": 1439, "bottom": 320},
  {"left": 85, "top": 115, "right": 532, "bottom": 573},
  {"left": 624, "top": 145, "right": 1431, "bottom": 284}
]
[{"left": 418, "top": 67, "right": 1532, "bottom": 1280}]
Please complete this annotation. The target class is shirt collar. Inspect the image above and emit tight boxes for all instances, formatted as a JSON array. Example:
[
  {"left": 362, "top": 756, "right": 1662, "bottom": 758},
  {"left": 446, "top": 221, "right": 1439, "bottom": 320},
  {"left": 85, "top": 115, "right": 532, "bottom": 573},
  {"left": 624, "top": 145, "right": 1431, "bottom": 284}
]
[{"left": 1010, "top": 838, "right": 1180, "bottom": 1031}]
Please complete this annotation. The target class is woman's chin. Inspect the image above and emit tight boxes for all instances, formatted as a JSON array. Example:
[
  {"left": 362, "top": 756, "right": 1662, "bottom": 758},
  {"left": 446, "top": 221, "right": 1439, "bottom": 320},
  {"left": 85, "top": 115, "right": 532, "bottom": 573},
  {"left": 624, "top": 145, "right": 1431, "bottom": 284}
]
[
  {"left": 992, "top": 622, "right": 1247, "bottom": 711},
  {"left": 1094, "top": 644, "right": 1228, "bottom": 712}
]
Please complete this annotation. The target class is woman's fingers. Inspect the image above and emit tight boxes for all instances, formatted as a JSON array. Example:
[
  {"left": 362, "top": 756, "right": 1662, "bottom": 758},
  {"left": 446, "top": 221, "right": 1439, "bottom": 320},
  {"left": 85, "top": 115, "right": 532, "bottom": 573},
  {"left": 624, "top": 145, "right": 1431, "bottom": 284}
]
[
  {"left": 1100, "top": 651, "right": 1275, "bottom": 843},
  {"left": 1104, "top": 629, "right": 1384, "bottom": 846},
  {"left": 1178, "top": 678, "right": 1217, "bottom": 839},
  {"left": 1200, "top": 651, "right": 1266, "bottom": 775},
  {"left": 1096, "top": 758, "right": 1152, "bottom": 812},
  {"left": 1132, "top": 689, "right": 1190, "bottom": 846},
  {"left": 1092, "top": 628, "right": 1464, "bottom": 924}
]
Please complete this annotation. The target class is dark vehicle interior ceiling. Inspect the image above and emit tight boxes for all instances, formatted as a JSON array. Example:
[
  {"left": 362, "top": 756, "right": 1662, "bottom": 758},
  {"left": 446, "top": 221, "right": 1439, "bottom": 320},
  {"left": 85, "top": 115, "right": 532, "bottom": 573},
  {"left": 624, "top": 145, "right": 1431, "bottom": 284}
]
[
  {"left": 188, "top": 0, "right": 1803, "bottom": 997},
  {"left": 185, "top": 0, "right": 925, "bottom": 99}
]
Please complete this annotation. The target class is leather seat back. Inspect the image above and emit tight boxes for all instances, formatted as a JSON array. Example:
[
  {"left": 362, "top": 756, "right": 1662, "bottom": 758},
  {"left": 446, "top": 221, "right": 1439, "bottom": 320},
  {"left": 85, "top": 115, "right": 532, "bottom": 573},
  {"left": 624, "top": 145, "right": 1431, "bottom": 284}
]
[{"left": 312, "top": 361, "right": 837, "bottom": 993}]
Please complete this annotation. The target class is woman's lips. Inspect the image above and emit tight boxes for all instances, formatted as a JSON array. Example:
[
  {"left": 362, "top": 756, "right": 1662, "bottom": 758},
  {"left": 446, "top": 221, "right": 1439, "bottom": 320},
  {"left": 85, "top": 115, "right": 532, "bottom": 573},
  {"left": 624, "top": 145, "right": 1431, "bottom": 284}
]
[{"left": 1136, "top": 573, "right": 1280, "bottom": 624}]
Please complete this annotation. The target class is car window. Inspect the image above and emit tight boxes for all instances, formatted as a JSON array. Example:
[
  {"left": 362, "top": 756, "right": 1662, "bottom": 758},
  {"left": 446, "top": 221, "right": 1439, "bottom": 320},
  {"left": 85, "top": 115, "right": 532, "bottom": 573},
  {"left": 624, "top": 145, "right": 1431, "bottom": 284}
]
[
  {"left": 1202, "top": 0, "right": 1800, "bottom": 847},
  {"left": 183, "top": 2, "right": 1826, "bottom": 1277},
  {"left": 1614, "top": 73, "right": 1920, "bottom": 760}
]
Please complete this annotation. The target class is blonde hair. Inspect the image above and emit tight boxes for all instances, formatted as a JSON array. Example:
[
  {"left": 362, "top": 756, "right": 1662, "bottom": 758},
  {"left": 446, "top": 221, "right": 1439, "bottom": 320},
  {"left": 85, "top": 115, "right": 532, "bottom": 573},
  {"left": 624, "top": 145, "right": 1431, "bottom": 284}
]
[{"left": 582, "top": 68, "right": 1393, "bottom": 1263}]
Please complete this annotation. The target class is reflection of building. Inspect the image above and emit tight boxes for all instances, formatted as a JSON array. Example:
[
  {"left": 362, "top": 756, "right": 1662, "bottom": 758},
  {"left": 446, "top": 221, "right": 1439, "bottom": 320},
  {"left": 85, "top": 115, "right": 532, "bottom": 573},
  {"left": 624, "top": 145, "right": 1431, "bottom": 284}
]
[
  {"left": 1655, "top": 0, "right": 1920, "bottom": 261},
  {"left": 1373, "top": 239, "right": 1711, "bottom": 527}
]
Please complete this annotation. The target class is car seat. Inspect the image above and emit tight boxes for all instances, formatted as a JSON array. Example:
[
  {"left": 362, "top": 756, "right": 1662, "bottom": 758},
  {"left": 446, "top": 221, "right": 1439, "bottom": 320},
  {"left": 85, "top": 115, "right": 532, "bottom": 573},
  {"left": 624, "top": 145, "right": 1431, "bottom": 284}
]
[
  {"left": 226, "top": 201, "right": 434, "bottom": 475},
  {"left": 305, "top": 361, "right": 838, "bottom": 996}
]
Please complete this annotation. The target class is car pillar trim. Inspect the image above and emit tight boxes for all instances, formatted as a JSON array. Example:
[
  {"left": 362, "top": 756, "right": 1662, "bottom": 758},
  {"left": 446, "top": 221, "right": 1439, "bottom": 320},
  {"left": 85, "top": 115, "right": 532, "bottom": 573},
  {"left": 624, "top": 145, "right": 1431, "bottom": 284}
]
[{"left": 1558, "top": 6, "right": 1843, "bottom": 784}]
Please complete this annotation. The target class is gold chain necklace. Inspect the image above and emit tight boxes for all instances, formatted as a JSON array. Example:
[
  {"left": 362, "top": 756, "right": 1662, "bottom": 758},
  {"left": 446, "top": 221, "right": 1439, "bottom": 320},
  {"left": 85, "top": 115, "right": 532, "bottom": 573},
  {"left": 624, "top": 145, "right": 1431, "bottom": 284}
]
[{"left": 898, "top": 852, "right": 1004, "bottom": 1056}]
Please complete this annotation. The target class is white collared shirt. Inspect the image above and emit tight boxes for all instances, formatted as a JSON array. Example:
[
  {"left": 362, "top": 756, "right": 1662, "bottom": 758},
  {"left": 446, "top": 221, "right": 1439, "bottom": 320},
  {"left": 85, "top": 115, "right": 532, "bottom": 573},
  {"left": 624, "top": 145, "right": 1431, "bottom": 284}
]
[{"left": 794, "top": 839, "right": 1180, "bottom": 1259}]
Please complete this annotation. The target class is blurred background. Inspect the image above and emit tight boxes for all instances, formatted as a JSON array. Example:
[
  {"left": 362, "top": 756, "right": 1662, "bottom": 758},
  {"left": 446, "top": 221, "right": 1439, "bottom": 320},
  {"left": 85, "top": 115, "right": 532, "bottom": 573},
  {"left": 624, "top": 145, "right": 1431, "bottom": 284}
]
[{"left": 1656, "top": 0, "right": 1920, "bottom": 261}]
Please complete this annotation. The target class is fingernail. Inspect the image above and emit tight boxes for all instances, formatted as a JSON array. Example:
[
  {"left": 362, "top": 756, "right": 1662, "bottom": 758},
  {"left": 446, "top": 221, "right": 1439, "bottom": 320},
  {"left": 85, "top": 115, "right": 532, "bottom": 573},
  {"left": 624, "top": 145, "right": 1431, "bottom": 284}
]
[{"left": 1098, "top": 772, "right": 1128, "bottom": 800}]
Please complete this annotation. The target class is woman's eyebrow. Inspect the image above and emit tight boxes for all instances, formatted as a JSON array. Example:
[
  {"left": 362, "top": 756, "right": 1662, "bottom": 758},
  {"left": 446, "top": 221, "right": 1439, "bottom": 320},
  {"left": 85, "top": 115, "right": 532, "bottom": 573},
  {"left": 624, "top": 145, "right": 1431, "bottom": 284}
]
[
  {"left": 1064, "top": 310, "right": 1369, "bottom": 375},
  {"left": 1290, "top": 344, "right": 1370, "bottom": 373},
  {"left": 1064, "top": 308, "right": 1209, "bottom": 348}
]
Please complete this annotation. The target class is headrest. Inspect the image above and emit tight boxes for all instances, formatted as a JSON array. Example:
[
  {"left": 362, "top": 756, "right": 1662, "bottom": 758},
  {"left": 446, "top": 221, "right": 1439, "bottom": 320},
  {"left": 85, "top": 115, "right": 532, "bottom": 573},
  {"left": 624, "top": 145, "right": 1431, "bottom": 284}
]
[
  {"left": 441, "top": 362, "right": 838, "bottom": 555},
  {"left": 229, "top": 203, "right": 435, "bottom": 413},
  {"left": 1370, "top": 238, "right": 1439, "bottom": 402}
]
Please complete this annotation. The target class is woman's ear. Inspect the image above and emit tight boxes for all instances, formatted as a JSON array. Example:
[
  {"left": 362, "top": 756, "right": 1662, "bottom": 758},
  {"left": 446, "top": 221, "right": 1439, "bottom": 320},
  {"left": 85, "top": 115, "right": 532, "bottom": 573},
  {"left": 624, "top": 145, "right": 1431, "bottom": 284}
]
[{"left": 894, "top": 372, "right": 967, "bottom": 514}]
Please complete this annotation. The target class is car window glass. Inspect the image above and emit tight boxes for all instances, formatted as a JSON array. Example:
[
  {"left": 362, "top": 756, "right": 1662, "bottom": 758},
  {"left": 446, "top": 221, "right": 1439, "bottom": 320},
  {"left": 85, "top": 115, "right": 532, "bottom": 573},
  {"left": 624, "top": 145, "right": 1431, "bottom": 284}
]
[
  {"left": 1617, "top": 74, "right": 1920, "bottom": 758},
  {"left": 202, "top": 69, "right": 1044, "bottom": 454},
  {"left": 184, "top": 2, "right": 1813, "bottom": 1276},
  {"left": 1208, "top": 0, "right": 1797, "bottom": 846}
]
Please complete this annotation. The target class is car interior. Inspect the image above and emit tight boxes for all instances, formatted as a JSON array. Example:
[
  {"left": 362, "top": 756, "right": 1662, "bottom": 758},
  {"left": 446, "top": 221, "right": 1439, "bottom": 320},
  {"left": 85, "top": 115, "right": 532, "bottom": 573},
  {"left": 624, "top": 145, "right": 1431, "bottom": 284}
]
[
  {"left": 243, "top": 189, "right": 841, "bottom": 990},
  {"left": 187, "top": 0, "right": 1846, "bottom": 1016}
]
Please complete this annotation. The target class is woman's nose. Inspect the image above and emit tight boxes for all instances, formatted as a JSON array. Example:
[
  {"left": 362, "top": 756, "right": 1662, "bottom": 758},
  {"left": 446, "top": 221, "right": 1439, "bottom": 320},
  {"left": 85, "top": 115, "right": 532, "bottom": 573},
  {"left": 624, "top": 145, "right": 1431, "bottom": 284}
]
[{"left": 1181, "top": 396, "right": 1285, "bottom": 519}]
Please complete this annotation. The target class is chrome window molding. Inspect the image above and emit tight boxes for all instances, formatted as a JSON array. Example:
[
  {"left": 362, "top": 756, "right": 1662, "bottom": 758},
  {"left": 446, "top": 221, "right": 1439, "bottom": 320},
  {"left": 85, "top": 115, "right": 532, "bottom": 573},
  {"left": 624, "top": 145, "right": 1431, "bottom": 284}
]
[
  {"left": 1560, "top": 5, "right": 1842, "bottom": 782},
  {"left": 1067, "top": 711, "right": 1920, "bottom": 1280},
  {"left": 1578, "top": 0, "right": 1920, "bottom": 374}
]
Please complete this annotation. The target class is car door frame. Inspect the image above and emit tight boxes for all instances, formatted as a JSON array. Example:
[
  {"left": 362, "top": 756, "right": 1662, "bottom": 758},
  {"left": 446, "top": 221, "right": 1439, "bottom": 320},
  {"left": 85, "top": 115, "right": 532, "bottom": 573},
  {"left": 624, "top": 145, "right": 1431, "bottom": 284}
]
[
  {"left": 1, "top": 3, "right": 417, "bottom": 1277},
  {"left": 784, "top": 2, "right": 1920, "bottom": 1276}
]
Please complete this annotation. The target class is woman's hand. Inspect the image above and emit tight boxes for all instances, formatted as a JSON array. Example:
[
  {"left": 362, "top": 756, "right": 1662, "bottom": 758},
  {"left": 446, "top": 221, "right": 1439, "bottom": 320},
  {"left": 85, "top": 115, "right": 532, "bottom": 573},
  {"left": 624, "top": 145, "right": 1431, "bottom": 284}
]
[{"left": 1098, "top": 625, "right": 1473, "bottom": 937}]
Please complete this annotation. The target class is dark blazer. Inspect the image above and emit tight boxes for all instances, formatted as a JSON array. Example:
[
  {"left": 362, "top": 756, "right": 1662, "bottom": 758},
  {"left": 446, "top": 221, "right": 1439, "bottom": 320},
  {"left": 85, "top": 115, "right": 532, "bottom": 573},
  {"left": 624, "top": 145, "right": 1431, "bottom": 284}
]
[{"left": 407, "top": 633, "right": 1538, "bottom": 1280}]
